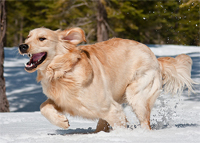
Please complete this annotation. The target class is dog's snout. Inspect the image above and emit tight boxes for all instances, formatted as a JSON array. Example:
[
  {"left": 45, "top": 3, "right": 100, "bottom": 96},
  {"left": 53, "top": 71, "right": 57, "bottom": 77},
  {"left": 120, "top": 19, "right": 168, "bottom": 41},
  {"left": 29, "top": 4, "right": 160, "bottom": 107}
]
[{"left": 19, "top": 44, "right": 29, "bottom": 53}]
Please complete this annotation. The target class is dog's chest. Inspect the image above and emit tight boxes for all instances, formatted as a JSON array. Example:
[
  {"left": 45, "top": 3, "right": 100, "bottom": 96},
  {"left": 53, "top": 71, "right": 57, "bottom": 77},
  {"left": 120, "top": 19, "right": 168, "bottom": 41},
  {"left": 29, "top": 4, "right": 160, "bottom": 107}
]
[
  {"left": 40, "top": 79, "right": 52, "bottom": 98},
  {"left": 40, "top": 78, "right": 82, "bottom": 107},
  {"left": 40, "top": 78, "right": 100, "bottom": 119}
]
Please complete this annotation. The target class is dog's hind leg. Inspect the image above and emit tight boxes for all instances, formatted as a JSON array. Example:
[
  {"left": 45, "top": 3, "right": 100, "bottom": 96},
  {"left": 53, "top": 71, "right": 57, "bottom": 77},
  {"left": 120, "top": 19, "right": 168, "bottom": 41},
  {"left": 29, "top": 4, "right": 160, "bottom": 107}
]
[
  {"left": 101, "top": 101, "right": 127, "bottom": 130},
  {"left": 40, "top": 99, "right": 70, "bottom": 129},
  {"left": 94, "top": 119, "right": 110, "bottom": 133},
  {"left": 125, "top": 70, "right": 162, "bottom": 130}
]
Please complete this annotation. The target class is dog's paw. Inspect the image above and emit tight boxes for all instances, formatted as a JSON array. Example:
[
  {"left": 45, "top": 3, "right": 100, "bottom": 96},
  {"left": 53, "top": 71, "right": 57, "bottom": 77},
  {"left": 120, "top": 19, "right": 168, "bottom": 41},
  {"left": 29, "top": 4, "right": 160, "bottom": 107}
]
[{"left": 56, "top": 114, "right": 70, "bottom": 129}]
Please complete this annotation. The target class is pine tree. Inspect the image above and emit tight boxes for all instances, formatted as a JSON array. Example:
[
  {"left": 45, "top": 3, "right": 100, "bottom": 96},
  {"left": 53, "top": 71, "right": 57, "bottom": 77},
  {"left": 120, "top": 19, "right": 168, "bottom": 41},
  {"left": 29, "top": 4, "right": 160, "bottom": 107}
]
[
  {"left": 178, "top": 0, "right": 199, "bottom": 45},
  {"left": 145, "top": 0, "right": 181, "bottom": 44}
]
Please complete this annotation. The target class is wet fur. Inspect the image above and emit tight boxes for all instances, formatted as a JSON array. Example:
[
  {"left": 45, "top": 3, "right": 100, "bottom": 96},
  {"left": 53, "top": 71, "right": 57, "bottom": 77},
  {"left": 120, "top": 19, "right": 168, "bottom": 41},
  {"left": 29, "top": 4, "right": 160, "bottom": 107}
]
[{"left": 21, "top": 27, "right": 194, "bottom": 132}]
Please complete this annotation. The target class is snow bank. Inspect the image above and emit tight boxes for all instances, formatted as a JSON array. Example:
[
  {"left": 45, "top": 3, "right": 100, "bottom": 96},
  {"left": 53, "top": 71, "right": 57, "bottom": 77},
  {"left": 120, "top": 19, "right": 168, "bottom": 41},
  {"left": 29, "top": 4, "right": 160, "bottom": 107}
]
[{"left": 148, "top": 44, "right": 200, "bottom": 56}]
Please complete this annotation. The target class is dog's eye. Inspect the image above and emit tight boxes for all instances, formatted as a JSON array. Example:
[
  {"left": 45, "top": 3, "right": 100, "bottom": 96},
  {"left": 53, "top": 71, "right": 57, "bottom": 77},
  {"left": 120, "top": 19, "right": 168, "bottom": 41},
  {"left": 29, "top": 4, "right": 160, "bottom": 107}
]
[{"left": 39, "top": 37, "right": 46, "bottom": 41}]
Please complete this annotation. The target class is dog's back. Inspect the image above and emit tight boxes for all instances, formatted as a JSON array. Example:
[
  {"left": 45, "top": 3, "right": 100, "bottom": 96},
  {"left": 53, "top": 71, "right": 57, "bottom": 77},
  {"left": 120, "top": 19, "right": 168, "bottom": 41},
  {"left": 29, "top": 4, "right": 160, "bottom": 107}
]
[{"left": 79, "top": 38, "right": 160, "bottom": 101}]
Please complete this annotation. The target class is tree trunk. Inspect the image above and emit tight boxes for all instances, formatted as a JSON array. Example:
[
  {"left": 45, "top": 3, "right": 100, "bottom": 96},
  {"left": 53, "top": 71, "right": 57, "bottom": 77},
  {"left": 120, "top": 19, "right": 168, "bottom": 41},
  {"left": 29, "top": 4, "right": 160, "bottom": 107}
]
[
  {"left": 96, "top": 0, "right": 108, "bottom": 42},
  {"left": 19, "top": 16, "right": 23, "bottom": 44},
  {"left": 14, "top": 19, "right": 18, "bottom": 46},
  {"left": 0, "top": 0, "right": 9, "bottom": 112}
]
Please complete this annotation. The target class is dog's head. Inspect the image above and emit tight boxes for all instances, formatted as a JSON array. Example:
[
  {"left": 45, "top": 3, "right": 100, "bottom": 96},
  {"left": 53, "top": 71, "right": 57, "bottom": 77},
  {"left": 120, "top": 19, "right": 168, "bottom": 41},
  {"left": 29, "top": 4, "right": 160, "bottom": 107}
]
[{"left": 19, "top": 27, "right": 86, "bottom": 73}]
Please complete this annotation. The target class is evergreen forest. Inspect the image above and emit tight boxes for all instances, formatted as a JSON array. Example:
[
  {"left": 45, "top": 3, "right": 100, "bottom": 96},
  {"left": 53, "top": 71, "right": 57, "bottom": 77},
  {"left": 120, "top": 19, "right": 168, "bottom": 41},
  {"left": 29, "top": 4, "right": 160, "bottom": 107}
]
[{"left": 6, "top": 0, "right": 200, "bottom": 47}]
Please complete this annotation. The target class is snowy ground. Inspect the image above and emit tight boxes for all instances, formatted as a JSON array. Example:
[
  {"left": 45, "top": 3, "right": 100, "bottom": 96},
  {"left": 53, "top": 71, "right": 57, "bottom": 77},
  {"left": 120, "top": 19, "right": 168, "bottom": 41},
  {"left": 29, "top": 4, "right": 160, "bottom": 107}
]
[{"left": 0, "top": 45, "right": 200, "bottom": 143}]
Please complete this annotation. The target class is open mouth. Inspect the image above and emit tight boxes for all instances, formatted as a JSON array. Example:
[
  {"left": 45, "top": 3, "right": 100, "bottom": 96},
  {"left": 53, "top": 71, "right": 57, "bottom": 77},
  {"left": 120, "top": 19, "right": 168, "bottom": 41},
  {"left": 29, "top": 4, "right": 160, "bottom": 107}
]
[{"left": 25, "top": 52, "right": 47, "bottom": 71}]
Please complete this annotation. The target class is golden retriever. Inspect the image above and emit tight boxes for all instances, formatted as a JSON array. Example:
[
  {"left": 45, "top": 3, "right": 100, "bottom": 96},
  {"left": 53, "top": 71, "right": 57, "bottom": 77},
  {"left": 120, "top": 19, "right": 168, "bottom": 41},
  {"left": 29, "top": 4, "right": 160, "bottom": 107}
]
[{"left": 19, "top": 27, "right": 194, "bottom": 132}]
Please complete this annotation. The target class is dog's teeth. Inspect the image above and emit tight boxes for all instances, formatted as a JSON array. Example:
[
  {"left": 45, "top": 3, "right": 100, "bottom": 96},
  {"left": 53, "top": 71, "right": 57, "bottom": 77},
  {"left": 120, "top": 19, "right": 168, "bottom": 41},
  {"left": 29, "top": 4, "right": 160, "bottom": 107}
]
[{"left": 28, "top": 54, "right": 32, "bottom": 58}]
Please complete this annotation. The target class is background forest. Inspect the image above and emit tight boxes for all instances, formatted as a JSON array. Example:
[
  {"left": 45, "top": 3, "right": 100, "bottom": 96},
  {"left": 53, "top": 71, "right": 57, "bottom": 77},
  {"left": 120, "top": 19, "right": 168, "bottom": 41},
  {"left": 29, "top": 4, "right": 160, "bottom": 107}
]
[{"left": 6, "top": 0, "right": 199, "bottom": 47}]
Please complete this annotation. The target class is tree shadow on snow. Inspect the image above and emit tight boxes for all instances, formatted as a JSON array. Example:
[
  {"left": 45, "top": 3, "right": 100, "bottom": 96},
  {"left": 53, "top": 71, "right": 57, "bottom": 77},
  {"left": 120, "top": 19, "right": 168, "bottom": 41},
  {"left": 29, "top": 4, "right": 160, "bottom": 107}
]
[
  {"left": 49, "top": 128, "right": 95, "bottom": 135},
  {"left": 50, "top": 123, "right": 199, "bottom": 135},
  {"left": 151, "top": 123, "right": 199, "bottom": 130},
  {"left": 4, "top": 48, "right": 47, "bottom": 112}
]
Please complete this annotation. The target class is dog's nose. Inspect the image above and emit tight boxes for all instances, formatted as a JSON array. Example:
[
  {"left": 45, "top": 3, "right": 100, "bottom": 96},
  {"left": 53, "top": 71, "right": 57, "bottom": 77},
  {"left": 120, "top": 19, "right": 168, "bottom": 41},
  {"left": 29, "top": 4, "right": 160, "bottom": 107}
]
[{"left": 19, "top": 44, "right": 29, "bottom": 53}]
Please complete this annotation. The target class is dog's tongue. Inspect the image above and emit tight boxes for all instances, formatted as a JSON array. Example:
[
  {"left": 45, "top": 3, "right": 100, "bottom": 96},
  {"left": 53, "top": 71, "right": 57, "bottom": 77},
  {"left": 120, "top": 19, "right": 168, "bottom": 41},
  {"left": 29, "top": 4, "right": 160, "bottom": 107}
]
[{"left": 32, "top": 52, "right": 46, "bottom": 63}]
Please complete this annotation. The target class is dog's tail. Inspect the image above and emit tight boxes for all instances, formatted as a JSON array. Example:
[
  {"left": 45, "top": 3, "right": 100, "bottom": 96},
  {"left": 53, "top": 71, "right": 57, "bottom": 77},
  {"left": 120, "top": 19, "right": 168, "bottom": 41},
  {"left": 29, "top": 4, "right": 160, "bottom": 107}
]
[{"left": 158, "top": 54, "right": 195, "bottom": 95}]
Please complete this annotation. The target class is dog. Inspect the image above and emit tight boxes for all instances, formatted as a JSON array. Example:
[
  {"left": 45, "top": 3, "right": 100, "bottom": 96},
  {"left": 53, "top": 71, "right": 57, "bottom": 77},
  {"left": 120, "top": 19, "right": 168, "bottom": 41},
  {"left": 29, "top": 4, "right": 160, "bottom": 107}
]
[{"left": 19, "top": 27, "right": 194, "bottom": 132}]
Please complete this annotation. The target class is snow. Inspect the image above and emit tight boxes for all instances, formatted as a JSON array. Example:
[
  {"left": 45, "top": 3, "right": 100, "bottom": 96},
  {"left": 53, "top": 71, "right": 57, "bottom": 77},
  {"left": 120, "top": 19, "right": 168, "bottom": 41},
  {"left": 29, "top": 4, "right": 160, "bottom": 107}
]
[
  {"left": 148, "top": 44, "right": 200, "bottom": 56},
  {"left": 0, "top": 45, "right": 200, "bottom": 143}
]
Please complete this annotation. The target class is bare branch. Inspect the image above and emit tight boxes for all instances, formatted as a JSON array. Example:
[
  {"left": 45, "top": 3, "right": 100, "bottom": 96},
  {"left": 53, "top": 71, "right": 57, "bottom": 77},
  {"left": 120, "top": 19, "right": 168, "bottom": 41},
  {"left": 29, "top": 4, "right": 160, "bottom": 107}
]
[
  {"left": 103, "top": 19, "right": 115, "bottom": 36},
  {"left": 86, "top": 29, "right": 95, "bottom": 44},
  {"left": 180, "top": 0, "right": 198, "bottom": 8},
  {"left": 53, "top": 1, "right": 88, "bottom": 18},
  {"left": 76, "top": 21, "right": 92, "bottom": 27}
]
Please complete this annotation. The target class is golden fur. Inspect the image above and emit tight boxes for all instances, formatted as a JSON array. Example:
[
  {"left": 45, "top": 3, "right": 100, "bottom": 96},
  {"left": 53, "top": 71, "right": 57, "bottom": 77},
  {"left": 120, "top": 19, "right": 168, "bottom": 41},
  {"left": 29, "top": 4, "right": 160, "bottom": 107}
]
[{"left": 19, "top": 27, "right": 194, "bottom": 132}]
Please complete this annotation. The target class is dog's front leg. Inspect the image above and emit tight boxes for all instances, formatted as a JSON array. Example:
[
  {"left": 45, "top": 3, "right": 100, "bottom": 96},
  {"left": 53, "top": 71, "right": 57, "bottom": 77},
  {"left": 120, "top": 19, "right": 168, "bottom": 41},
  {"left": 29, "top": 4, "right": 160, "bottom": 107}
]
[{"left": 40, "top": 99, "right": 70, "bottom": 129}]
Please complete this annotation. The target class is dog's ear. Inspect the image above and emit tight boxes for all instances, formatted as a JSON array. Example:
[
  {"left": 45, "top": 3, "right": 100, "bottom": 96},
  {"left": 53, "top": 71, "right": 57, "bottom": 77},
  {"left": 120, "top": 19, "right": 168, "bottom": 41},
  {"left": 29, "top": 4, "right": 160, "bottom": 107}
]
[{"left": 59, "top": 28, "right": 86, "bottom": 45}]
